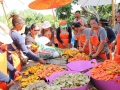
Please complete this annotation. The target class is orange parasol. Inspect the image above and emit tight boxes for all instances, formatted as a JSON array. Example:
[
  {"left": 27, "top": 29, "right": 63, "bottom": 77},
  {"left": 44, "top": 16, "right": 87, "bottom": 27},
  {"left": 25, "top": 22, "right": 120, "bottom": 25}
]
[{"left": 28, "top": 0, "right": 72, "bottom": 27}]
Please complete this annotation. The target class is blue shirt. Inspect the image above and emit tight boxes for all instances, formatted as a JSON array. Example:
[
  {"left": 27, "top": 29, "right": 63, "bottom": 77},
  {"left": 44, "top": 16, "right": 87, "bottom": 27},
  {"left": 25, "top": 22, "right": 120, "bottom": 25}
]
[{"left": 8, "top": 31, "right": 39, "bottom": 62}]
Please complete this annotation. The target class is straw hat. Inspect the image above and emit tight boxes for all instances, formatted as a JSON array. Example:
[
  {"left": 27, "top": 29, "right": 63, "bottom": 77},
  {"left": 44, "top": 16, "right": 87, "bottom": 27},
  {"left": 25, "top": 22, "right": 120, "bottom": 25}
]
[{"left": 0, "top": 22, "right": 13, "bottom": 44}]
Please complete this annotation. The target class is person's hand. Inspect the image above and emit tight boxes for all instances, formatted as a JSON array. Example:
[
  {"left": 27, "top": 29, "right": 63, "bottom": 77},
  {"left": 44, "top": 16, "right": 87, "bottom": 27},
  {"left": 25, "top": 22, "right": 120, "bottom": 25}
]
[
  {"left": 15, "top": 71, "right": 22, "bottom": 77},
  {"left": 78, "top": 46, "right": 81, "bottom": 51},
  {"left": 80, "top": 48, "right": 84, "bottom": 52},
  {"left": 7, "top": 79, "right": 15, "bottom": 88},
  {"left": 89, "top": 52, "right": 92, "bottom": 57},
  {"left": 38, "top": 58, "right": 46, "bottom": 64},
  {"left": 92, "top": 53, "right": 98, "bottom": 58},
  {"left": 111, "top": 42, "right": 116, "bottom": 51},
  {"left": 68, "top": 43, "right": 72, "bottom": 48},
  {"left": 62, "top": 43, "right": 67, "bottom": 47}
]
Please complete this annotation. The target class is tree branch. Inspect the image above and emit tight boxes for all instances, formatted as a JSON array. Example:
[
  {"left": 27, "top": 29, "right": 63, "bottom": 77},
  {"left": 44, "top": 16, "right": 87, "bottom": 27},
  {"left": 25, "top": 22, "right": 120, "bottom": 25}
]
[{"left": 80, "top": 6, "right": 96, "bottom": 16}]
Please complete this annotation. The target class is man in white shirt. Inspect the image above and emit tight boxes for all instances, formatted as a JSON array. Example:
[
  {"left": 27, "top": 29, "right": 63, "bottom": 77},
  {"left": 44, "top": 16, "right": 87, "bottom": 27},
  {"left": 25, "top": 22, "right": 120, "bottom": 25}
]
[{"left": 74, "top": 11, "right": 88, "bottom": 27}]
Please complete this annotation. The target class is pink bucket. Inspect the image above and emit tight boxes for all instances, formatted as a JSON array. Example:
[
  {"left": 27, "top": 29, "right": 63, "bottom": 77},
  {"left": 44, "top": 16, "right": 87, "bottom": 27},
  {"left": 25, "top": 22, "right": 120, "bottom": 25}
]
[
  {"left": 66, "top": 59, "right": 97, "bottom": 72},
  {"left": 92, "top": 76, "right": 120, "bottom": 90},
  {"left": 46, "top": 71, "right": 90, "bottom": 90}
]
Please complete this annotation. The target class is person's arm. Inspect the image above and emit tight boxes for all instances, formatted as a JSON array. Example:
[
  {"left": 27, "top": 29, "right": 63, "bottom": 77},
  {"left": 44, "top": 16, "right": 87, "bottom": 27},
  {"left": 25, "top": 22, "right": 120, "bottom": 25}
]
[
  {"left": 11, "top": 32, "right": 39, "bottom": 61},
  {"left": 68, "top": 26, "right": 72, "bottom": 44},
  {"left": 89, "top": 40, "right": 93, "bottom": 56},
  {"left": 0, "top": 71, "right": 11, "bottom": 83},
  {"left": 56, "top": 27, "right": 63, "bottom": 44},
  {"left": 94, "top": 28, "right": 107, "bottom": 56},
  {"left": 25, "top": 35, "right": 34, "bottom": 45},
  {"left": 107, "top": 28, "right": 116, "bottom": 44},
  {"left": 7, "top": 61, "right": 16, "bottom": 72},
  {"left": 7, "top": 61, "right": 22, "bottom": 77},
  {"left": 82, "top": 17, "right": 88, "bottom": 27},
  {"left": 82, "top": 39, "right": 89, "bottom": 51},
  {"left": 113, "top": 24, "right": 119, "bottom": 35},
  {"left": 51, "top": 29, "right": 54, "bottom": 44},
  {"left": 82, "top": 29, "right": 90, "bottom": 50},
  {"left": 95, "top": 40, "right": 106, "bottom": 55}
]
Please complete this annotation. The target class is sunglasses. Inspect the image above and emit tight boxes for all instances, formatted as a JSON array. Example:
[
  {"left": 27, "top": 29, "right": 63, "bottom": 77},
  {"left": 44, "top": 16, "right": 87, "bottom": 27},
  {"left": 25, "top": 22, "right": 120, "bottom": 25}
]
[{"left": 34, "top": 29, "right": 40, "bottom": 31}]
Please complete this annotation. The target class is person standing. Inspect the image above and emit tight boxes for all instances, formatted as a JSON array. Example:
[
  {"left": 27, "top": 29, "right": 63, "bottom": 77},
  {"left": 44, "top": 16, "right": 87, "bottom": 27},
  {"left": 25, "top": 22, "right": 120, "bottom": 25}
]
[
  {"left": 56, "top": 20, "right": 72, "bottom": 48},
  {"left": 8, "top": 14, "right": 46, "bottom": 80},
  {"left": 74, "top": 23, "right": 90, "bottom": 54},
  {"left": 89, "top": 18, "right": 109, "bottom": 60},
  {"left": 0, "top": 22, "right": 22, "bottom": 90},
  {"left": 99, "top": 18, "right": 116, "bottom": 59},
  {"left": 74, "top": 10, "right": 88, "bottom": 27},
  {"left": 112, "top": 10, "right": 120, "bottom": 64}
]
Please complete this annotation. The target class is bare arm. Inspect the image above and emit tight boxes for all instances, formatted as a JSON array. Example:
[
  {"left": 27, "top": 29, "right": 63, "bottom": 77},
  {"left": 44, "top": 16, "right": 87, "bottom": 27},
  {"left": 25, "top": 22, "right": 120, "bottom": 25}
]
[
  {"left": 95, "top": 40, "right": 106, "bottom": 55},
  {"left": 89, "top": 40, "right": 93, "bottom": 55},
  {"left": 82, "top": 39, "right": 89, "bottom": 50}
]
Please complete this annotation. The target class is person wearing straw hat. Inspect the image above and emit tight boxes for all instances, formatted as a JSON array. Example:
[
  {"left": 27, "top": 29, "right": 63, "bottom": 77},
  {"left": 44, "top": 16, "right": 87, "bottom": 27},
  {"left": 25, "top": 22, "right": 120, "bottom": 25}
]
[
  {"left": 56, "top": 20, "right": 72, "bottom": 48},
  {"left": 0, "top": 22, "right": 22, "bottom": 90},
  {"left": 41, "top": 21, "right": 54, "bottom": 46}
]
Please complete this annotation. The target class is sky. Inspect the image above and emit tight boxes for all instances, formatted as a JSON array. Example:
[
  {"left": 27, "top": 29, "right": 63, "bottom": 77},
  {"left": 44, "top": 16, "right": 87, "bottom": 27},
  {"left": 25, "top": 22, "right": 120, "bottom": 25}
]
[{"left": 0, "top": 0, "right": 81, "bottom": 16}]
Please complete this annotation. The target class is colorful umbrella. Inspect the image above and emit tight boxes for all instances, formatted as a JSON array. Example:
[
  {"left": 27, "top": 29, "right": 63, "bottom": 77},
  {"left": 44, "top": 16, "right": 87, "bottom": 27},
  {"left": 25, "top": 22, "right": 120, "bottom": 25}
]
[{"left": 28, "top": 0, "right": 72, "bottom": 27}]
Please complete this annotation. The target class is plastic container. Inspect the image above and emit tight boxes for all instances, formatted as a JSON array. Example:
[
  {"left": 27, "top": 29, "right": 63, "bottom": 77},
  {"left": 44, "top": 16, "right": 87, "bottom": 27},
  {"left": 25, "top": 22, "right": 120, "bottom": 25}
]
[
  {"left": 66, "top": 59, "right": 97, "bottom": 72},
  {"left": 46, "top": 71, "right": 90, "bottom": 90},
  {"left": 92, "top": 76, "right": 120, "bottom": 90}
]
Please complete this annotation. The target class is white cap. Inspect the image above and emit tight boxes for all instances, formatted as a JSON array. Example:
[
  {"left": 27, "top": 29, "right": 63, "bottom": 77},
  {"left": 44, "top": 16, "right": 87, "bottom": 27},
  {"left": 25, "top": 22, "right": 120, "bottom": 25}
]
[
  {"left": 42, "top": 21, "right": 51, "bottom": 29},
  {"left": 0, "top": 22, "right": 13, "bottom": 44}
]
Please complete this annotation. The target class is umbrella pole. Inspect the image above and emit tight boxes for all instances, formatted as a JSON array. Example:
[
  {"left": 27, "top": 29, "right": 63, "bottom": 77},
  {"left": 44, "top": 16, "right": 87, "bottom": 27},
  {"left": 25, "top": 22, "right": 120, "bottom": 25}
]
[
  {"left": 0, "top": 1, "right": 9, "bottom": 27},
  {"left": 52, "top": 8, "right": 56, "bottom": 28},
  {"left": 112, "top": 0, "right": 115, "bottom": 28}
]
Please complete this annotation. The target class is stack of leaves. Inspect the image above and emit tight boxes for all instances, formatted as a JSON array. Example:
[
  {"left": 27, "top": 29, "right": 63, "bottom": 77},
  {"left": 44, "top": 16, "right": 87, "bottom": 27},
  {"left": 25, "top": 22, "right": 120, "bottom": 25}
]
[
  {"left": 23, "top": 63, "right": 44, "bottom": 75},
  {"left": 62, "top": 49, "right": 79, "bottom": 59},
  {"left": 15, "top": 63, "right": 44, "bottom": 87},
  {"left": 90, "top": 60, "right": 120, "bottom": 81},
  {"left": 68, "top": 53, "right": 90, "bottom": 62},
  {"left": 52, "top": 73, "right": 90, "bottom": 89},
  {"left": 22, "top": 80, "right": 61, "bottom": 90},
  {"left": 36, "top": 64, "right": 65, "bottom": 78}
]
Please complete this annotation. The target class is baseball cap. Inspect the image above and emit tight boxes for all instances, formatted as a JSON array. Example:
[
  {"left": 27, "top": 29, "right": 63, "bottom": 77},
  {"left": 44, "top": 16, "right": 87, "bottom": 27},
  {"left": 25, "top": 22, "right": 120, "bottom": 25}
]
[
  {"left": 42, "top": 21, "right": 51, "bottom": 29},
  {"left": 60, "top": 20, "right": 67, "bottom": 29},
  {"left": 0, "top": 22, "right": 13, "bottom": 44}
]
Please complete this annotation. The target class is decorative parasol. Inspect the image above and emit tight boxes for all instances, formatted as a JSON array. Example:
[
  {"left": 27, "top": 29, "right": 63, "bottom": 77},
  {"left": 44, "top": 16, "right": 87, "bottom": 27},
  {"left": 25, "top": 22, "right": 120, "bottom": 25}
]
[{"left": 28, "top": 0, "right": 72, "bottom": 27}]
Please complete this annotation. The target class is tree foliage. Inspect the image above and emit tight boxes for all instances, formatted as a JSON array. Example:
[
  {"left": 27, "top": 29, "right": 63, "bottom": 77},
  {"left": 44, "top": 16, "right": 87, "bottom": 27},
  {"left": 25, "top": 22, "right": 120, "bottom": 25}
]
[
  {"left": 0, "top": 9, "right": 60, "bottom": 28},
  {"left": 55, "top": 4, "right": 72, "bottom": 20}
]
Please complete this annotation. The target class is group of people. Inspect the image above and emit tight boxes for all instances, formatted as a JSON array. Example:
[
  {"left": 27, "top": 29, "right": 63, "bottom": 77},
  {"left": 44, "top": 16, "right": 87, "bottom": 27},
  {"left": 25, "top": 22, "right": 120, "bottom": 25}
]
[{"left": 0, "top": 9, "right": 120, "bottom": 89}]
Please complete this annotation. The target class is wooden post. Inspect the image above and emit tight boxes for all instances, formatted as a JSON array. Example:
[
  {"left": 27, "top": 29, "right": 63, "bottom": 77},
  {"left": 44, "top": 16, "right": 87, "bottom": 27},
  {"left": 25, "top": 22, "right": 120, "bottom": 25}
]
[
  {"left": 52, "top": 8, "right": 56, "bottom": 28},
  {"left": 112, "top": 0, "right": 115, "bottom": 28},
  {"left": 0, "top": 0, "right": 9, "bottom": 27}
]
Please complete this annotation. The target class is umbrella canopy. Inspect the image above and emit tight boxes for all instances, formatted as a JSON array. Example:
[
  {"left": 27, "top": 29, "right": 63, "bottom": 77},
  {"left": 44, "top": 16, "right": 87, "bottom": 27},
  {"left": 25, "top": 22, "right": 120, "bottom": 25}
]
[
  {"left": 28, "top": 0, "right": 72, "bottom": 10},
  {"left": 28, "top": 0, "right": 72, "bottom": 27},
  {"left": 78, "top": 0, "right": 120, "bottom": 27},
  {"left": 78, "top": 0, "right": 120, "bottom": 6}
]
